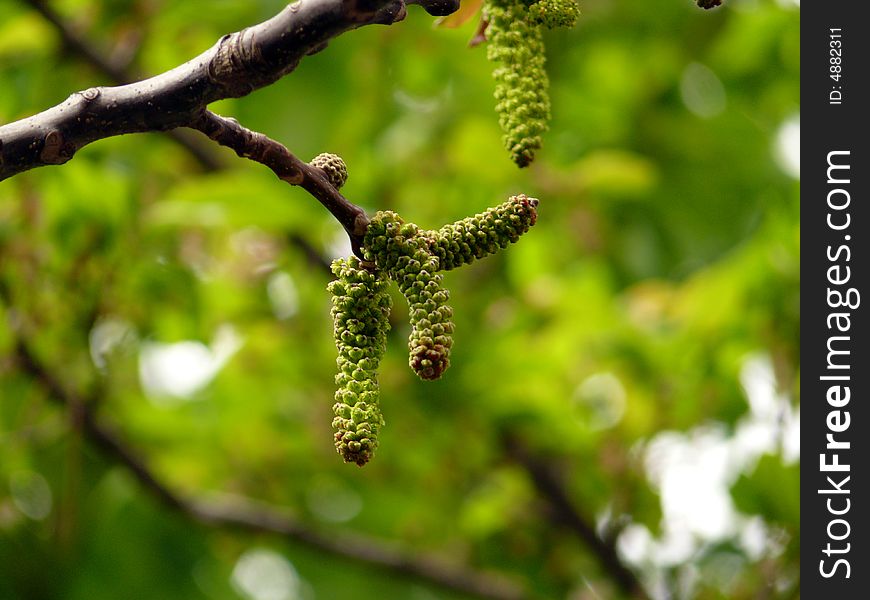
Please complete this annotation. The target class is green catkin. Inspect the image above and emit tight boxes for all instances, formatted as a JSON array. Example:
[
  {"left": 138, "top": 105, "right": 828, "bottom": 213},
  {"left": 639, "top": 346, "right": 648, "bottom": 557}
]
[
  {"left": 528, "top": 0, "right": 580, "bottom": 29},
  {"left": 484, "top": 0, "right": 580, "bottom": 167},
  {"left": 424, "top": 194, "right": 540, "bottom": 271},
  {"left": 485, "top": 0, "right": 551, "bottom": 168},
  {"left": 363, "top": 212, "right": 455, "bottom": 381},
  {"left": 322, "top": 158, "right": 540, "bottom": 463},
  {"left": 310, "top": 153, "right": 349, "bottom": 190},
  {"left": 328, "top": 256, "right": 391, "bottom": 466}
]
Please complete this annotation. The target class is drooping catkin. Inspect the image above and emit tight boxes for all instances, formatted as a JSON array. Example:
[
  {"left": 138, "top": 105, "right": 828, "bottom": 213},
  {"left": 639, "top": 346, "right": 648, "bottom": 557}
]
[
  {"left": 485, "top": 0, "right": 550, "bottom": 168},
  {"left": 363, "top": 211, "right": 455, "bottom": 381},
  {"left": 484, "top": 0, "right": 580, "bottom": 167},
  {"left": 328, "top": 256, "right": 391, "bottom": 466}
]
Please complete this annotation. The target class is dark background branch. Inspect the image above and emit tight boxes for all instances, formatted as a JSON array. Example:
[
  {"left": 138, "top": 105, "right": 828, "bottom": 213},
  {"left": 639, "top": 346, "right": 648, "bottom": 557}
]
[
  {"left": 20, "top": 0, "right": 224, "bottom": 171},
  {"left": 2, "top": 314, "right": 529, "bottom": 600},
  {"left": 2, "top": 260, "right": 525, "bottom": 599},
  {"left": 24, "top": 0, "right": 133, "bottom": 84},
  {"left": 288, "top": 232, "right": 335, "bottom": 276},
  {"left": 501, "top": 431, "right": 651, "bottom": 600}
]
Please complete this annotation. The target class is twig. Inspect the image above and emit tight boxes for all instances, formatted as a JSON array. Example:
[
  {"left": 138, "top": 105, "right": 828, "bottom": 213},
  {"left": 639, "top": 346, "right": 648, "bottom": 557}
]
[
  {"left": 501, "top": 431, "right": 650, "bottom": 600},
  {"left": 0, "top": 0, "right": 414, "bottom": 180},
  {"left": 3, "top": 315, "right": 529, "bottom": 600}
]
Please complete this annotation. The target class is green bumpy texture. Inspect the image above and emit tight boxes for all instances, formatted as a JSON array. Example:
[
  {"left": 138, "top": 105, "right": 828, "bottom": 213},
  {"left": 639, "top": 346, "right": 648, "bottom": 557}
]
[
  {"left": 310, "top": 152, "right": 349, "bottom": 190},
  {"left": 484, "top": 0, "right": 580, "bottom": 167},
  {"left": 424, "top": 194, "right": 540, "bottom": 271},
  {"left": 485, "top": 0, "right": 550, "bottom": 168},
  {"left": 528, "top": 0, "right": 580, "bottom": 29},
  {"left": 328, "top": 256, "right": 392, "bottom": 466},
  {"left": 363, "top": 212, "right": 455, "bottom": 381}
]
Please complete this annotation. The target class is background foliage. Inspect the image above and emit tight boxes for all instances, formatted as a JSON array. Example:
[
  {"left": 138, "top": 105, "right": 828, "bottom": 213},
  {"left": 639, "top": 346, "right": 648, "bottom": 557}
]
[{"left": 1, "top": 1, "right": 799, "bottom": 599}]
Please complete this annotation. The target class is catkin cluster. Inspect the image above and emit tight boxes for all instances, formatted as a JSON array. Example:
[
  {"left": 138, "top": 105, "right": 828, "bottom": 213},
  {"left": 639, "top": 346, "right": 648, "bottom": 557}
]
[
  {"left": 484, "top": 0, "right": 580, "bottom": 167},
  {"left": 324, "top": 157, "right": 540, "bottom": 465},
  {"left": 328, "top": 256, "right": 391, "bottom": 466}
]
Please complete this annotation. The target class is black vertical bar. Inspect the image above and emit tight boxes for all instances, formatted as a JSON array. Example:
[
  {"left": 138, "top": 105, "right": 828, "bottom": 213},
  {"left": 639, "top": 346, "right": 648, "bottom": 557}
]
[{"left": 802, "top": 1, "right": 869, "bottom": 597}]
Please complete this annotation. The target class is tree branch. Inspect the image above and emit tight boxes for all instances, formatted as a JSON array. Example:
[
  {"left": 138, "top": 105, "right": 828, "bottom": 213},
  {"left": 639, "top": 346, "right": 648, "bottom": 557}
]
[
  {"left": 0, "top": 0, "right": 420, "bottom": 180},
  {"left": 500, "top": 432, "right": 650, "bottom": 600},
  {"left": 5, "top": 329, "right": 529, "bottom": 600}
]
